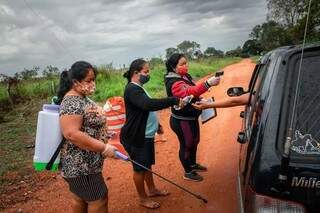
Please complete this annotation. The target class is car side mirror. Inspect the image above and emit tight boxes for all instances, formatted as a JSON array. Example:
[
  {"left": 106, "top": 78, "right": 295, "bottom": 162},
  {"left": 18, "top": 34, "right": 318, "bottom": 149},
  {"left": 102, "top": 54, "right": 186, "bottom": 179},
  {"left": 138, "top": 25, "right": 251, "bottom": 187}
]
[{"left": 227, "top": 87, "right": 245, "bottom": 97}]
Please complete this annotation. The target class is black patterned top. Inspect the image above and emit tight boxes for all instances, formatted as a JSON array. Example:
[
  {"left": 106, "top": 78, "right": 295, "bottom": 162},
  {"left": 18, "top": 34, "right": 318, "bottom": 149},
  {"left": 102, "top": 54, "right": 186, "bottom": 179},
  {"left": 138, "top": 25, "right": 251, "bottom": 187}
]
[{"left": 59, "top": 95, "right": 107, "bottom": 178}]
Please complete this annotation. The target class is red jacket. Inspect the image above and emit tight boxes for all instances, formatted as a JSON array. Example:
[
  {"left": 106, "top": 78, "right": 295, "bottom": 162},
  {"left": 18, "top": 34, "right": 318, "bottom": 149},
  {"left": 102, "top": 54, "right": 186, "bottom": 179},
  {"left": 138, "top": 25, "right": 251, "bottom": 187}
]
[{"left": 171, "top": 75, "right": 209, "bottom": 98}]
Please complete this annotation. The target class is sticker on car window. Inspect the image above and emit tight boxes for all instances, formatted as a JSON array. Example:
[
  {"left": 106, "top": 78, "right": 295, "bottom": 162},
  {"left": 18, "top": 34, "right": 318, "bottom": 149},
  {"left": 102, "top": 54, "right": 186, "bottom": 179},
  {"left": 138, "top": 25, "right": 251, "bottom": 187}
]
[{"left": 291, "top": 130, "right": 320, "bottom": 155}]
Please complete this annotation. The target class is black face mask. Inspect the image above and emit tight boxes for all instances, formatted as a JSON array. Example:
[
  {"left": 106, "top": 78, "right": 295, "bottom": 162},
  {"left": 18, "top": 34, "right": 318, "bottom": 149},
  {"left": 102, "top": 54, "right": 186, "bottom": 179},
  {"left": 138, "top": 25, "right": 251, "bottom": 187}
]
[{"left": 139, "top": 74, "right": 150, "bottom": 84}]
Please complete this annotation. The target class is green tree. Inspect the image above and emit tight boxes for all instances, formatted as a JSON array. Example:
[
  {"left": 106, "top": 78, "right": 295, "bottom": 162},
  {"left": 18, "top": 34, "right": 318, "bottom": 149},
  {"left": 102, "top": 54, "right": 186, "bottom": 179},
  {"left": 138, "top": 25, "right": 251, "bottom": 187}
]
[
  {"left": 290, "top": 0, "right": 320, "bottom": 43},
  {"left": 260, "top": 21, "right": 292, "bottom": 50},
  {"left": 204, "top": 47, "right": 224, "bottom": 57},
  {"left": 177, "top": 40, "right": 200, "bottom": 59},
  {"left": 42, "top": 65, "right": 60, "bottom": 79},
  {"left": 249, "top": 25, "right": 262, "bottom": 40},
  {"left": 242, "top": 39, "right": 264, "bottom": 55},
  {"left": 267, "top": 0, "right": 319, "bottom": 44},
  {"left": 225, "top": 46, "right": 243, "bottom": 57},
  {"left": 149, "top": 57, "right": 164, "bottom": 69},
  {"left": 267, "top": 0, "right": 305, "bottom": 27},
  {"left": 165, "top": 47, "right": 178, "bottom": 59},
  {"left": 248, "top": 21, "right": 292, "bottom": 51},
  {"left": 19, "top": 66, "right": 40, "bottom": 80}
]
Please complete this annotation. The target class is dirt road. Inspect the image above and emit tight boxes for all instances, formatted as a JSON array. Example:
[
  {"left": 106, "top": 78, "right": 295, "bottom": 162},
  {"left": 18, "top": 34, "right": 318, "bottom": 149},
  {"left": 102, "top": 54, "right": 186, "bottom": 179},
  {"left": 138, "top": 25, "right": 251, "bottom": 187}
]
[{"left": 5, "top": 59, "right": 255, "bottom": 213}]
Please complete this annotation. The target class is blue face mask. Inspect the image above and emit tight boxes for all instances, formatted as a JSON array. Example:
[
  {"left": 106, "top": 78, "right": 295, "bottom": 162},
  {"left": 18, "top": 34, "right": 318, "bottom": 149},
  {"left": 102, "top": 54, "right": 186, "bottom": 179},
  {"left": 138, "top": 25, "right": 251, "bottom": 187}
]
[{"left": 139, "top": 74, "right": 150, "bottom": 84}]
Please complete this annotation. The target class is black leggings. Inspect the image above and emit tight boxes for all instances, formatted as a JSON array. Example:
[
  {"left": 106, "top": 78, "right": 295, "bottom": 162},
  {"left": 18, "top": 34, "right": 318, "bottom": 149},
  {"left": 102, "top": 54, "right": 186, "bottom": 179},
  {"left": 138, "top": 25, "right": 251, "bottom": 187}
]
[{"left": 170, "top": 116, "right": 200, "bottom": 173}]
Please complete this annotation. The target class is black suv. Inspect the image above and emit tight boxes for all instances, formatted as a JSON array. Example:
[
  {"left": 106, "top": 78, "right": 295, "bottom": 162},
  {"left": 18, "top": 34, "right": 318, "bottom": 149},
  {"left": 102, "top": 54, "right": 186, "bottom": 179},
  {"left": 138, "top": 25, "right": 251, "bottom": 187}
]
[{"left": 229, "top": 43, "right": 320, "bottom": 212}]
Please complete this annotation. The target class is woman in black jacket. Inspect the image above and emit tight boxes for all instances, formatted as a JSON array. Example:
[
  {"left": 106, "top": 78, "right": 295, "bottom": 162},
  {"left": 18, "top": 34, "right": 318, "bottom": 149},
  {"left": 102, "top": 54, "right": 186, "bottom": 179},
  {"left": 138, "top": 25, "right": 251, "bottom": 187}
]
[{"left": 120, "top": 58, "right": 183, "bottom": 209}]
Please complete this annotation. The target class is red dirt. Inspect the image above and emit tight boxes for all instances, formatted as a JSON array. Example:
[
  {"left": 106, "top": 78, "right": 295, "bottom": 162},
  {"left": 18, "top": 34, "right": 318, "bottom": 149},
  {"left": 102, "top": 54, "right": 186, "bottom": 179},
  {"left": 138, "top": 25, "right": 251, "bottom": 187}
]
[{"left": 3, "top": 59, "right": 255, "bottom": 213}]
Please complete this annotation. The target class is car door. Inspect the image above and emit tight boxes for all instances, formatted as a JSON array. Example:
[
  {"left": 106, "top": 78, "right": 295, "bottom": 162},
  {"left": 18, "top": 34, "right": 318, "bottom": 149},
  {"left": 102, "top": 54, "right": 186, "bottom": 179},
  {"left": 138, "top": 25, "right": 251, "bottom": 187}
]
[{"left": 238, "top": 55, "right": 271, "bottom": 197}]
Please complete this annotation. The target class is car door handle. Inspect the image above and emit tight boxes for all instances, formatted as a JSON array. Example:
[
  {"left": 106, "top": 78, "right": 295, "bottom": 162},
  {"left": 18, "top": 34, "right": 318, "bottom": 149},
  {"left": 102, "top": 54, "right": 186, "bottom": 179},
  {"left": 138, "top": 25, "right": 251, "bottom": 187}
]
[
  {"left": 240, "top": 111, "right": 244, "bottom": 118},
  {"left": 237, "top": 131, "right": 247, "bottom": 144}
]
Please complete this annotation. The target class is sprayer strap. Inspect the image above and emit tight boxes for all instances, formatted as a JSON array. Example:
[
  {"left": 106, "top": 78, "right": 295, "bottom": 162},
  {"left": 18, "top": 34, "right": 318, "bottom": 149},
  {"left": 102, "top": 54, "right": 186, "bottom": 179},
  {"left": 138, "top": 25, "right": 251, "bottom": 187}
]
[{"left": 45, "top": 137, "right": 65, "bottom": 170}]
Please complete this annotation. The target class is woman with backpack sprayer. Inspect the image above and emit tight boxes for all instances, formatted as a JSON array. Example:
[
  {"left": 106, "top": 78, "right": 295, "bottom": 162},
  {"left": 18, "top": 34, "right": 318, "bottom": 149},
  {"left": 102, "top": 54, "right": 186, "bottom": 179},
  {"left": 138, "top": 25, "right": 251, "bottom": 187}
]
[{"left": 55, "top": 61, "right": 117, "bottom": 213}]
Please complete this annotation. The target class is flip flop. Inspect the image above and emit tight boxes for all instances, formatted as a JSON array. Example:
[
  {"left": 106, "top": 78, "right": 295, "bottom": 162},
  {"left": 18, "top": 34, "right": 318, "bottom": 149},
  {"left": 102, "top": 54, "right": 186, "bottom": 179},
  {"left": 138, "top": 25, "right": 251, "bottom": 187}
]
[
  {"left": 148, "top": 189, "right": 170, "bottom": 197},
  {"left": 139, "top": 200, "right": 160, "bottom": 209}
]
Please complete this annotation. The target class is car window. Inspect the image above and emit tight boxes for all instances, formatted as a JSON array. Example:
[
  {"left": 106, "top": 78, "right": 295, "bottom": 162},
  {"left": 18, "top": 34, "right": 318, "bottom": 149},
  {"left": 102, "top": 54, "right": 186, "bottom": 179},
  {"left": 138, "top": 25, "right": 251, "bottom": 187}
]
[
  {"left": 289, "top": 53, "right": 320, "bottom": 160},
  {"left": 245, "top": 58, "right": 270, "bottom": 132}
]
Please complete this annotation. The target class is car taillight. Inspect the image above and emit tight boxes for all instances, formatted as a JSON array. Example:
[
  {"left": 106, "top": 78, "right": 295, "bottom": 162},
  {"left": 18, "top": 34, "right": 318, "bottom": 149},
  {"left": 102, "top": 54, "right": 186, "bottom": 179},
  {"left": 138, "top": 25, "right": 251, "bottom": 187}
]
[{"left": 246, "top": 186, "right": 306, "bottom": 213}]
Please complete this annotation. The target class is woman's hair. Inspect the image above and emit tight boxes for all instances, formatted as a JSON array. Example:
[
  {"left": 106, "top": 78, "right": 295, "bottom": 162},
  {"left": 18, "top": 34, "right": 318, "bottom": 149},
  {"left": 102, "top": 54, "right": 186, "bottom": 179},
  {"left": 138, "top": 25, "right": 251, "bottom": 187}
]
[
  {"left": 55, "top": 61, "right": 96, "bottom": 104},
  {"left": 123, "top": 58, "right": 147, "bottom": 83},
  {"left": 165, "top": 53, "right": 185, "bottom": 74}
]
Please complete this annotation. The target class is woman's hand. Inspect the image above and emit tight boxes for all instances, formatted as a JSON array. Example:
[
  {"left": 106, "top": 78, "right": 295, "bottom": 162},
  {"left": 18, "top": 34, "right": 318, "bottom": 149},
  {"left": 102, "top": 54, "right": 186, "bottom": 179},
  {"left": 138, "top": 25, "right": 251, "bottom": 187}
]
[
  {"left": 178, "top": 95, "right": 194, "bottom": 109},
  {"left": 206, "top": 76, "right": 220, "bottom": 86},
  {"left": 192, "top": 101, "right": 212, "bottom": 110},
  {"left": 102, "top": 144, "right": 118, "bottom": 158}
]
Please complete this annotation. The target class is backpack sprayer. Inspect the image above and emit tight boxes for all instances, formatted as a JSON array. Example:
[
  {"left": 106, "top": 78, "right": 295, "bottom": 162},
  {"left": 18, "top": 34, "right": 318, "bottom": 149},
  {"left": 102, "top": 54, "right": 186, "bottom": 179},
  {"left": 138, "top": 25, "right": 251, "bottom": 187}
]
[{"left": 115, "top": 151, "right": 208, "bottom": 203}]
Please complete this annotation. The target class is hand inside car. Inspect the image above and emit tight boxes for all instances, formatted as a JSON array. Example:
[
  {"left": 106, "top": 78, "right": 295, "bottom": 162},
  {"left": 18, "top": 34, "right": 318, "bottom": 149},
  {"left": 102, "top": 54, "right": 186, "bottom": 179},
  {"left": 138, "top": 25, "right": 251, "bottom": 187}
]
[{"left": 192, "top": 100, "right": 212, "bottom": 110}]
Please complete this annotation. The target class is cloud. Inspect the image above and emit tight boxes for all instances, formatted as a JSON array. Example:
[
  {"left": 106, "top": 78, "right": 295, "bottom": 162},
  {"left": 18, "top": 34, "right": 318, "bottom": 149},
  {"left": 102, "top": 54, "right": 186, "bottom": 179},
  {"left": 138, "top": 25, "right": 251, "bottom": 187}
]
[{"left": 0, "top": 0, "right": 267, "bottom": 75}]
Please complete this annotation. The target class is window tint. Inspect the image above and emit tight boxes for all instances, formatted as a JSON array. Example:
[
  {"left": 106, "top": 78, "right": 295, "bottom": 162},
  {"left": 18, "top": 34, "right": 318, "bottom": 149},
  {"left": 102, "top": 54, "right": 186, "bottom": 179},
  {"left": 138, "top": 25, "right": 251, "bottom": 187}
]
[
  {"left": 290, "top": 54, "right": 320, "bottom": 158},
  {"left": 245, "top": 59, "right": 270, "bottom": 131}
]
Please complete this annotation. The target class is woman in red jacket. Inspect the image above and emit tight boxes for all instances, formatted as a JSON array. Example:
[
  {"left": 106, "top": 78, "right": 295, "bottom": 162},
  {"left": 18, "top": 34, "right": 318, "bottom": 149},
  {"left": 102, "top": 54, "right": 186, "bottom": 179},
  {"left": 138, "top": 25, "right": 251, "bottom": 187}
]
[{"left": 165, "top": 53, "right": 220, "bottom": 181}]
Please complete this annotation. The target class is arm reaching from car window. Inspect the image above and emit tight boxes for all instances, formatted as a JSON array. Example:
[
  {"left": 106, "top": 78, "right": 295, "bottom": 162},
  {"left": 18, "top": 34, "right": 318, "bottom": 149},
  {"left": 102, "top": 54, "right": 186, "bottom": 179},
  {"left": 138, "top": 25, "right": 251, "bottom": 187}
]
[{"left": 192, "top": 93, "right": 250, "bottom": 110}]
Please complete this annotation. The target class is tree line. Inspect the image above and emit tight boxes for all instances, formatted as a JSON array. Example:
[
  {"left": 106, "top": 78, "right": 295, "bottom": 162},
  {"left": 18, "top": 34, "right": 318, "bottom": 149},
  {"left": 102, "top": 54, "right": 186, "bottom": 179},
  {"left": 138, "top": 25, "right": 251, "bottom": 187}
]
[{"left": 242, "top": 0, "right": 319, "bottom": 56}]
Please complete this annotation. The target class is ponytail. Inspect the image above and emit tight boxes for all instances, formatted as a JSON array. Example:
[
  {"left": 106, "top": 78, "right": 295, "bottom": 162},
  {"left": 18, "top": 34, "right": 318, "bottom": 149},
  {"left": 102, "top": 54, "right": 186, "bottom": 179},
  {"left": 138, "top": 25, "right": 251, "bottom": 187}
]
[
  {"left": 123, "top": 70, "right": 131, "bottom": 83},
  {"left": 123, "top": 58, "right": 147, "bottom": 83},
  {"left": 55, "top": 70, "right": 72, "bottom": 104}
]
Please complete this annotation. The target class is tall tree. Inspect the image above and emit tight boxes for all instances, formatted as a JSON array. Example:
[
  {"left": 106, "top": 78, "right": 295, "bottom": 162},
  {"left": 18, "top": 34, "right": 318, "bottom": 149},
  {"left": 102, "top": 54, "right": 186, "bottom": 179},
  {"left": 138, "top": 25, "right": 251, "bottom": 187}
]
[
  {"left": 225, "top": 46, "right": 243, "bottom": 57},
  {"left": 242, "top": 39, "right": 263, "bottom": 55},
  {"left": 204, "top": 47, "right": 224, "bottom": 57},
  {"left": 19, "top": 66, "right": 40, "bottom": 80},
  {"left": 267, "top": 0, "right": 305, "bottom": 27},
  {"left": 248, "top": 21, "right": 292, "bottom": 51},
  {"left": 249, "top": 25, "right": 262, "bottom": 40},
  {"left": 290, "top": 0, "right": 320, "bottom": 43},
  {"left": 165, "top": 47, "right": 178, "bottom": 59},
  {"left": 177, "top": 40, "right": 200, "bottom": 59},
  {"left": 42, "top": 65, "right": 60, "bottom": 79},
  {"left": 260, "top": 21, "right": 292, "bottom": 50}
]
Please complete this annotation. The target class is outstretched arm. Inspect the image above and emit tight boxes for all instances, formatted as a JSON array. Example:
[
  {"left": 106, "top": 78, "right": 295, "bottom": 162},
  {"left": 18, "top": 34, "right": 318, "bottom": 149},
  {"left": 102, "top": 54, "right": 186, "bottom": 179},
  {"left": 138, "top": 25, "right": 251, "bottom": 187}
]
[
  {"left": 171, "top": 76, "right": 220, "bottom": 98},
  {"left": 128, "top": 86, "right": 179, "bottom": 111},
  {"left": 192, "top": 93, "right": 250, "bottom": 109}
]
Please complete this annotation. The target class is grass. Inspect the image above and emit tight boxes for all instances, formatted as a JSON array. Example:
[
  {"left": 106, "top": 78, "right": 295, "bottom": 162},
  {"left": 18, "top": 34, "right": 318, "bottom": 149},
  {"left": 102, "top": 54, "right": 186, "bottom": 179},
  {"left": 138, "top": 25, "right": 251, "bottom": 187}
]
[
  {"left": 0, "top": 84, "right": 7, "bottom": 103},
  {"left": 93, "top": 57, "right": 242, "bottom": 100},
  {"left": 0, "top": 79, "right": 59, "bottom": 106},
  {"left": 0, "top": 99, "right": 48, "bottom": 180},
  {"left": 251, "top": 55, "right": 261, "bottom": 63}
]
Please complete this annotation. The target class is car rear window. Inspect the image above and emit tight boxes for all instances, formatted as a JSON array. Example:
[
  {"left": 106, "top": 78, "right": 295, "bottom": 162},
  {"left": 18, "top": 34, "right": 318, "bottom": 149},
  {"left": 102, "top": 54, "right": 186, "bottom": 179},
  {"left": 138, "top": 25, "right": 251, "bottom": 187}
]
[{"left": 289, "top": 52, "right": 320, "bottom": 161}]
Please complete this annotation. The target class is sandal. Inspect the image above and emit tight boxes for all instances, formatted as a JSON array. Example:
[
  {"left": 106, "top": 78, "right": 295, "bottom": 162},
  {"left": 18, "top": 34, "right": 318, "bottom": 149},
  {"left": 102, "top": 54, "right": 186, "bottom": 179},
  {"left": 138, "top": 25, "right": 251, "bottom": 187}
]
[{"left": 140, "top": 199, "right": 160, "bottom": 209}]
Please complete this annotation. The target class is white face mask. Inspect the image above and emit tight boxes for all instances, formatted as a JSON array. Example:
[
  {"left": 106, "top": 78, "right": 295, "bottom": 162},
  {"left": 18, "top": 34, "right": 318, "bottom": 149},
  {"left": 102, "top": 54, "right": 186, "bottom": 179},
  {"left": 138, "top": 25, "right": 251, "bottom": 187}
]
[{"left": 76, "top": 81, "right": 96, "bottom": 95}]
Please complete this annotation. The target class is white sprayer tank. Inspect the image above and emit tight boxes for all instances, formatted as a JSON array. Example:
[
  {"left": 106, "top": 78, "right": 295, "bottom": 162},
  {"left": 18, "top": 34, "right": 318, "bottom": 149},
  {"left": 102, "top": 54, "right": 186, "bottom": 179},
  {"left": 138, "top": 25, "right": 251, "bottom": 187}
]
[{"left": 33, "top": 104, "right": 62, "bottom": 171}]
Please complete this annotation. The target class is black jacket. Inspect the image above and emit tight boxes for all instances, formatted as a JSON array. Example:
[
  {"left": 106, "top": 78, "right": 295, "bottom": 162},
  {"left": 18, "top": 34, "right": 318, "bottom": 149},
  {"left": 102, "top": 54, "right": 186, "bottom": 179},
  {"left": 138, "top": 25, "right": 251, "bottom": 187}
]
[{"left": 120, "top": 82, "right": 179, "bottom": 147}]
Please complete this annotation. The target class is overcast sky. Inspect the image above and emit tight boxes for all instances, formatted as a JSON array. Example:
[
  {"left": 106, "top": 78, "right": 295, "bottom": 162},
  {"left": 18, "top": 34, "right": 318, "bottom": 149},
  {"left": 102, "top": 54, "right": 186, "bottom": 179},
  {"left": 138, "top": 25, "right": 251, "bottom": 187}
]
[{"left": 0, "top": 0, "right": 267, "bottom": 76}]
